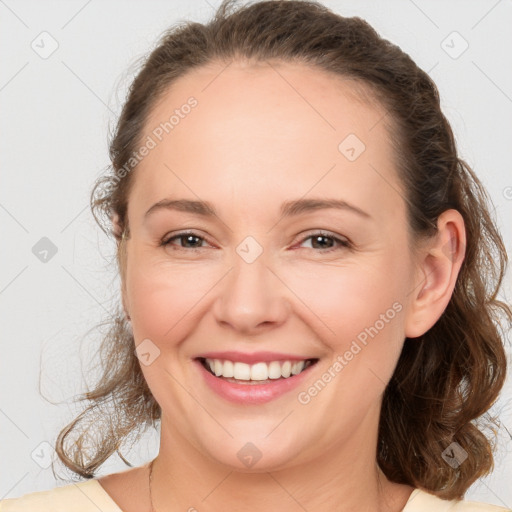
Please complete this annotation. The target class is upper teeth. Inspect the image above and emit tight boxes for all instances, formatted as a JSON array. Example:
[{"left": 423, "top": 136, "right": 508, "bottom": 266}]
[{"left": 205, "top": 358, "right": 309, "bottom": 380}]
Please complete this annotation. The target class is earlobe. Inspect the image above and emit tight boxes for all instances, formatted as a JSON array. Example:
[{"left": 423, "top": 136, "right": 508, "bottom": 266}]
[
  {"left": 404, "top": 209, "right": 466, "bottom": 339},
  {"left": 111, "top": 212, "right": 123, "bottom": 239},
  {"left": 112, "top": 212, "right": 130, "bottom": 322},
  {"left": 121, "top": 287, "right": 131, "bottom": 325}
]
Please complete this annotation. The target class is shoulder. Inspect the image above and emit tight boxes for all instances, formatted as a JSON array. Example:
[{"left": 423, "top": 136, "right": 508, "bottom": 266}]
[
  {"left": 404, "top": 489, "right": 511, "bottom": 512},
  {"left": 0, "top": 479, "right": 122, "bottom": 512}
]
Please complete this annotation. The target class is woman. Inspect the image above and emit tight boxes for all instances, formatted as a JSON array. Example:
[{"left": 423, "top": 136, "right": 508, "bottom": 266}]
[{"left": 2, "top": 0, "right": 511, "bottom": 510}]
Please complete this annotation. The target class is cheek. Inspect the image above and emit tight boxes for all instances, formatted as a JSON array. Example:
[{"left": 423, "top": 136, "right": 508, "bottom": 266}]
[
  {"left": 283, "top": 256, "right": 406, "bottom": 358},
  {"left": 125, "top": 252, "right": 219, "bottom": 342},
  {"left": 285, "top": 262, "right": 407, "bottom": 411}
]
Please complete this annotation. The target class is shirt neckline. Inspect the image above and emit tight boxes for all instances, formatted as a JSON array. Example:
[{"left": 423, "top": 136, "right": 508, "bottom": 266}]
[
  {"left": 85, "top": 479, "right": 125, "bottom": 511},
  {"left": 87, "top": 479, "right": 424, "bottom": 512}
]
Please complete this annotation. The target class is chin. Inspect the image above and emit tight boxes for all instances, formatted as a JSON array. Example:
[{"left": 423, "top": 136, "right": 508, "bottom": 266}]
[{"left": 199, "top": 435, "right": 306, "bottom": 473}]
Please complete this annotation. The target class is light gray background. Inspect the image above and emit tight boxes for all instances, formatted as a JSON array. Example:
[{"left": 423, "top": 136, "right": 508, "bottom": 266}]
[{"left": 1, "top": 0, "right": 511, "bottom": 506}]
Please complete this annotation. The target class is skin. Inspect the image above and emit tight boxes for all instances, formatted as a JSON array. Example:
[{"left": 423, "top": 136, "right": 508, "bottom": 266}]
[{"left": 98, "top": 60, "right": 466, "bottom": 512}]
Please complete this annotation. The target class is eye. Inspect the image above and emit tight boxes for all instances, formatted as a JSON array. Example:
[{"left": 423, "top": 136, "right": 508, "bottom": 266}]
[
  {"left": 295, "top": 231, "right": 351, "bottom": 252},
  {"left": 160, "top": 231, "right": 209, "bottom": 251},
  {"left": 160, "top": 230, "right": 351, "bottom": 253}
]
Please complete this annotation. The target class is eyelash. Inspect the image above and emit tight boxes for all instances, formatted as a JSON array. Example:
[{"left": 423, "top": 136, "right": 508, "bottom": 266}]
[{"left": 160, "top": 230, "right": 351, "bottom": 253}]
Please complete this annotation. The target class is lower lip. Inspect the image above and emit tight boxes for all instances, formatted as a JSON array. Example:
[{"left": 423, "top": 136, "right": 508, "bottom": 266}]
[{"left": 194, "top": 359, "right": 317, "bottom": 405}]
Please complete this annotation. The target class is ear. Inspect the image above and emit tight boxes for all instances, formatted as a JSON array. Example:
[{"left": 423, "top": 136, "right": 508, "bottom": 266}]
[
  {"left": 404, "top": 209, "right": 466, "bottom": 339},
  {"left": 111, "top": 212, "right": 130, "bottom": 319},
  {"left": 111, "top": 212, "right": 123, "bottom": 240}
]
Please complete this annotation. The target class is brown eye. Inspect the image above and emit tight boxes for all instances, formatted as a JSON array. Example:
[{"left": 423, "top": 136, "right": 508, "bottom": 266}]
[
  {"left": 297, "top": 232, "right": 350, "bottom": 252},
  {"left": 161, "top": 231, "right": 208, "bottom": 250}
]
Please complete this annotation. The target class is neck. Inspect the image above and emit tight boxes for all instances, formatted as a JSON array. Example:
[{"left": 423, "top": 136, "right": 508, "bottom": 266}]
[{"left": 149, "top": 410, "right": 412, "bottom": 512}]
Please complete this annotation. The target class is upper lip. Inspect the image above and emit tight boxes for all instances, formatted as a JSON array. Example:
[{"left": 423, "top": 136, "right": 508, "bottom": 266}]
[{"left": 195, "top": 351, "right": 318, "bottom": 365}]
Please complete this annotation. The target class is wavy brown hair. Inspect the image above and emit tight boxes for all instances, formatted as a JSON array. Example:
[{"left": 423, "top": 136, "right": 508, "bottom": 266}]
[{"left": 54, "top": 0, "right": 512, "bottom": 500}]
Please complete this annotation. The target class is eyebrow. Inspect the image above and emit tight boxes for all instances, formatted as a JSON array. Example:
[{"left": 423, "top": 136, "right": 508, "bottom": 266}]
[{"left": 144, "top": 197, "right": 371, "bottom": 220}]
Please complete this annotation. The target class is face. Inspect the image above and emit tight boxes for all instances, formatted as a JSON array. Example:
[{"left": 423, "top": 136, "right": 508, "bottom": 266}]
[{"left": 121, "top": 60, "right": 419, "bottom": 471}]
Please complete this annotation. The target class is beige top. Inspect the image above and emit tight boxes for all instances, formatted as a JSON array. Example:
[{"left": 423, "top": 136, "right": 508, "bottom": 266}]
[{"left": 0, "top": 480, "right": 510, "bottom": 511}]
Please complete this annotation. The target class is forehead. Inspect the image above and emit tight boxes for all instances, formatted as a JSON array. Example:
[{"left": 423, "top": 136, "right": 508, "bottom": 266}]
[{"left": 129, "top": 60, "right": 404, "bottom": 224}]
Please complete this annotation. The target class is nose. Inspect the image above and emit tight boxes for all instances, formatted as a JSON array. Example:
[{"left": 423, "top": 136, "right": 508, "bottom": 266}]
[{"left": 212, "top": 251, "right": 290, "bottom": 335}]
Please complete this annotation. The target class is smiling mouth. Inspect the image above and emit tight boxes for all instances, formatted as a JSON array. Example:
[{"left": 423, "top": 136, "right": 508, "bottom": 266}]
[{"left": 196, "top": 357, "right": 319, "bottom": 383}]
